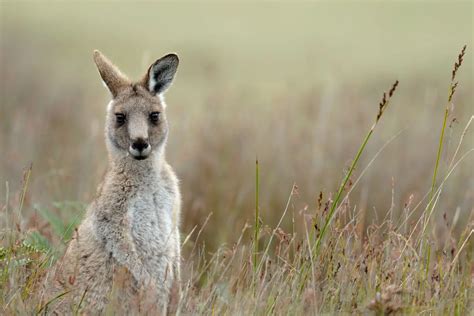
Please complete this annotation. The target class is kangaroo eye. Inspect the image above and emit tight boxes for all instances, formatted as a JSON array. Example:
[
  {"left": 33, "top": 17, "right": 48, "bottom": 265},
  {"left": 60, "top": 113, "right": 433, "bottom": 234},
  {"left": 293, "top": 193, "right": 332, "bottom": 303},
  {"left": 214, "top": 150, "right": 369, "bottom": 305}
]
[
  {"left": 115, "top": 113, "right": 126, "bottom": 126},
  {"left": 150, "top": 112, "right": 160, "bottom": 124}
]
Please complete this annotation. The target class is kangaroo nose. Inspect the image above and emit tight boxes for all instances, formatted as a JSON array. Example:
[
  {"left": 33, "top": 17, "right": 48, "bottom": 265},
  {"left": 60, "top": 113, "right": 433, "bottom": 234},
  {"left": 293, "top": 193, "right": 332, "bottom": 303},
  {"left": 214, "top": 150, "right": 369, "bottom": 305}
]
[{"left": 131, "top": 138, "right": 149, "bottom": 152}]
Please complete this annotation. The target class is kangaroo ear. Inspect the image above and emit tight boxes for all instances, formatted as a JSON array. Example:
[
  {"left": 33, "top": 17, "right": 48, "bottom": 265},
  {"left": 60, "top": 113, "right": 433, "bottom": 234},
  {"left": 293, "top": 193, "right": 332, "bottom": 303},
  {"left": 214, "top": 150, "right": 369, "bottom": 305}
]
[
  {"left": 93, "top": 50, "right": 130, "bottom": 98},
  {"left": 142, "top": 53, "right": 179, "bottom": 96}
]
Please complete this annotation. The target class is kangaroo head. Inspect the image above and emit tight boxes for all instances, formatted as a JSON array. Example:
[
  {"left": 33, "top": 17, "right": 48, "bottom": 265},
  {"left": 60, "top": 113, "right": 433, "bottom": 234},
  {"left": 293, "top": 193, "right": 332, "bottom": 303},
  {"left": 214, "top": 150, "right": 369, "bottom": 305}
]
[{"left": 93, "top": 50, "right": 179, "bottom": 161}]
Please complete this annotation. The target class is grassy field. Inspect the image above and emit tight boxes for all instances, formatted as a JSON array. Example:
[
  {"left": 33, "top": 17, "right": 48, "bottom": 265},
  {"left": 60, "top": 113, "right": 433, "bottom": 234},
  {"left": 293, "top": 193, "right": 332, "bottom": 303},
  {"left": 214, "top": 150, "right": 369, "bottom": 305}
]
[{"left": 1, "top": 2, "right": 473, "bottom": 314}]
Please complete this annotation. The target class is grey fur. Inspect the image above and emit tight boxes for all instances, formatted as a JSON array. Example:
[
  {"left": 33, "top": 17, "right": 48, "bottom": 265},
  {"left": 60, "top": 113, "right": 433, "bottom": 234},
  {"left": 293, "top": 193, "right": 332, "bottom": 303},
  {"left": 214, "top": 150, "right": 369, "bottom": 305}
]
[{"left": 44, "top": 51, "right": 181, "bottom": 314}]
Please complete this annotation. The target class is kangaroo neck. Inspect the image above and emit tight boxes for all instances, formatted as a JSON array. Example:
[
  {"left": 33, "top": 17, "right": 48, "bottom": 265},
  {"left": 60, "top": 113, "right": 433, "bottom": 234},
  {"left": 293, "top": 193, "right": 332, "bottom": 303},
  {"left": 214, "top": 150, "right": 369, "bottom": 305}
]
[{"left": 108, "top": 151, "right": 164, "bottom": 184}]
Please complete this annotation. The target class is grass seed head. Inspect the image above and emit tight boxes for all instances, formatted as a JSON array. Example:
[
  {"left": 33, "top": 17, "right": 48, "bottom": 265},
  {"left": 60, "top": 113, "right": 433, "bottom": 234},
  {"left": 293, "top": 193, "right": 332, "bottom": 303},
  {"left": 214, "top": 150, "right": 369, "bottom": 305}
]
[
  {"left": 451, "top": 45, "right": 467, "bottom": 82},
  {"left": 376, "top": 80, "right": 399, "bottom": 122},
  {"left": 448, "top": 45, "right": 467, "bottom": 102}
]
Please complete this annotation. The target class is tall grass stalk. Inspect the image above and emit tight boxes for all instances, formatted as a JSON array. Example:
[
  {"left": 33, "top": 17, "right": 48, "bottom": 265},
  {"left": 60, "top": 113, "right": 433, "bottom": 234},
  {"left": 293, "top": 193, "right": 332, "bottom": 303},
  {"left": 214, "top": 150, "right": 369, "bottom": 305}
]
[
  {"left": 257, "top": 185, "right": 295, "bottom": 274},
  {"left": 18, "top": 164, "right": 32, "bottom": 219},
  {"left": 313, "top": 80, "right": 399, "bottom": 255},
  {"left": 427, "top": 108, "right": 448, "bottom": 213},
  {"left": 420, "top": 46, "right": 466, "bottom": 265},
  {"left": 426, "top": 45, "right": 466, "bottom": 217},
  {"left": 253, "top": 158, "right": 260, "bottom": 286}
]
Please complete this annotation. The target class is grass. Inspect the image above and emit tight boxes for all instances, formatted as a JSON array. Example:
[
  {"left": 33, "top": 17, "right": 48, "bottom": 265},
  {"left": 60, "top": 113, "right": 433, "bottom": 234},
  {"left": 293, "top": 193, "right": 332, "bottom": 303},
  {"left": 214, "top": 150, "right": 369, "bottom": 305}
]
[
  {"left": 314, "top": 80, "right": 399, "bottom": 255},
  {"left": 1, "top": 2, "right": 473, "bottom": 314}
]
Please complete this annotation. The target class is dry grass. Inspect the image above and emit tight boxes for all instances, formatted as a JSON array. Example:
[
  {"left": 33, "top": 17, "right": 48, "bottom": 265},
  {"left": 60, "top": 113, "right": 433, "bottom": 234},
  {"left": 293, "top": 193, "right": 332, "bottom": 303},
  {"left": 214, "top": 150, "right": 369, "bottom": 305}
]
[{"left": 1, "top": 2, "right": 473, "bottom": 315}]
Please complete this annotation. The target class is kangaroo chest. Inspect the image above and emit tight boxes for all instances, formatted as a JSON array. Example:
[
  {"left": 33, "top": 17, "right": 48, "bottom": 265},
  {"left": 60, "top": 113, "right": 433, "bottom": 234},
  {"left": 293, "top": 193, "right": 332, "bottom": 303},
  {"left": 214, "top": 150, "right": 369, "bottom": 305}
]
[{"left": 127, "top": 183, "right": 176, "bottom": 269}]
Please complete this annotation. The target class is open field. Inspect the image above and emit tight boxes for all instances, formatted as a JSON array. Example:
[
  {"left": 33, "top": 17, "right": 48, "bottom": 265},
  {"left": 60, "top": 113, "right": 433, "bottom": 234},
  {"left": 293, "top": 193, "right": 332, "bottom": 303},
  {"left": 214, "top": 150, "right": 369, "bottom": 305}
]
[{"left": 1, "top": 2, "right": 473, "bottom": 314}]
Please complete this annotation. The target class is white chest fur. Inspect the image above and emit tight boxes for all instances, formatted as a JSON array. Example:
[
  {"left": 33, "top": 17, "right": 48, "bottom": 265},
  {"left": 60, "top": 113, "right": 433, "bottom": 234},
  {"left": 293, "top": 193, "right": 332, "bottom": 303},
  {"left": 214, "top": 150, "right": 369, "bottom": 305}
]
[{"left": 127, "top": 182, "right": 177, "bottom": 278}]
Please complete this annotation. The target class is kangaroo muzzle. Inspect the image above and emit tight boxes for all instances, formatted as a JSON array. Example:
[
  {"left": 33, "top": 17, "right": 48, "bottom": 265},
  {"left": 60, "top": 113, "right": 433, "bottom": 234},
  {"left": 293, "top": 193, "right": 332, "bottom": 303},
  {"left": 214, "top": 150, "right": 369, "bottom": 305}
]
[{"left": 129, "top": 138, "right": 151, "bottom": 160}]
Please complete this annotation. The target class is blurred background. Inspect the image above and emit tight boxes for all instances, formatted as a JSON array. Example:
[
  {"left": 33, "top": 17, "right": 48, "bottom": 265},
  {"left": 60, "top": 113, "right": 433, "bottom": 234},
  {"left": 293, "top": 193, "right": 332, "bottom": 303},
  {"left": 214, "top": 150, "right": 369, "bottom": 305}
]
[{"left": 1, "top": 2, "right": 472, "bottom": 250}]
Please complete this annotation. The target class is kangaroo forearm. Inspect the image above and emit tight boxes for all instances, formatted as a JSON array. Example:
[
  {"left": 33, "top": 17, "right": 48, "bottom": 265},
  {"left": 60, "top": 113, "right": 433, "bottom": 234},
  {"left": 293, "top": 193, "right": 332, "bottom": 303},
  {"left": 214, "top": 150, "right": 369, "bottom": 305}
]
[{"left": 95, "top": 217, "right": 150, "bottom": 282}]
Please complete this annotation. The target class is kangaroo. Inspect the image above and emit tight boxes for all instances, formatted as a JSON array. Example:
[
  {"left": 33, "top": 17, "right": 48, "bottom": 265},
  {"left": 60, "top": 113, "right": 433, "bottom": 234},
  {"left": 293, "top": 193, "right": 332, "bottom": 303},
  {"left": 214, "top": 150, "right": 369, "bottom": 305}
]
[{"left": 44, "top": 50, "right": 181, "bottom": 314}]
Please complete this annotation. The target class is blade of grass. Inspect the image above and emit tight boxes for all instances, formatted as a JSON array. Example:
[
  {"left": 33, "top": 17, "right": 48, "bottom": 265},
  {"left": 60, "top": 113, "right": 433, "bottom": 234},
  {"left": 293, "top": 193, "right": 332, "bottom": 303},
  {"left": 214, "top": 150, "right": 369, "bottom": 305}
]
[
  {"left": 253, "top": 158, "right": 260, "bottom": 280},
  {"left": 36, "top": 290, "right": 70, "bottom": 315},
  {"left": 18, "top": 163, "right": 32, "bottom": 221},
  {"left": 74, "top": 287, "right": 88, "bottom": 315}
]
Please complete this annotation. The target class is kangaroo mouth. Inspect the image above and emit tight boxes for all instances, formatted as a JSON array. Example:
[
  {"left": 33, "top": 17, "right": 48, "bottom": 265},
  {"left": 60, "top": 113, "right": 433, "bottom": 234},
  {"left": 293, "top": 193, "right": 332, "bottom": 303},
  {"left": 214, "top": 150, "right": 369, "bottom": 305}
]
[
  {"left": 132, "top": 154, "right": 148, "bottom": 160},
  {"left": 128, "top": 146, "right": 151, "bottom": 160}
]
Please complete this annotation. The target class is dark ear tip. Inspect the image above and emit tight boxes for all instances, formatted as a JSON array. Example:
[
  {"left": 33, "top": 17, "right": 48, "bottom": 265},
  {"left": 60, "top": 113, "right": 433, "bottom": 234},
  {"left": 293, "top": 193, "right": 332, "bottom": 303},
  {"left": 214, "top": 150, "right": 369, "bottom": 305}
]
[{"left": 163, "top": 53, "right": 179, "bottom": 65}]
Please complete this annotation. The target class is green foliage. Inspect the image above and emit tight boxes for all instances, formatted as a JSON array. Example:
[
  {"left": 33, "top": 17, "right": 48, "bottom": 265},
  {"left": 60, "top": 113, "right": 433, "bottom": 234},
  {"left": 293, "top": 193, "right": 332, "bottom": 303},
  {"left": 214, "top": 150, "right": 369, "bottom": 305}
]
[
  {"left": 24, "top": 231, "right": 51, "bottom": 253},
  {"left": 35, "top": 202, "right": 84, "bottom": 243}
]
